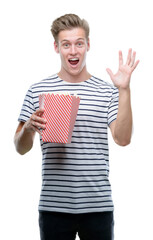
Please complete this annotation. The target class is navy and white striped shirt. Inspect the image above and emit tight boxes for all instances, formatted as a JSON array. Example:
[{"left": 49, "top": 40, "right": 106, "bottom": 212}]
[{"left": 18, "top": 74, "right": 119, "bottom": 214}]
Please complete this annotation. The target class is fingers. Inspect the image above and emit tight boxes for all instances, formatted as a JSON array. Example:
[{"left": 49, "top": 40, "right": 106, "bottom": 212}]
[
  {"left": 31, "top": 117, "right": 46, "bottom": 130},
  {"left": 29, "top": 109, "right": 46, "bottom": 134},
  {"left": 31, "top": 114, "right": 46, "bottom": 125},
  {"left": 128, "top": 50, "right": 140, "bottom": 71},
  {"left": 118, "top": 48, "right": 139, "bottom": 72},
  {"left": 119, "top": 50, "right": 123, "bottom": 66},
  {"left": 35, "top": 108, "right": 45, "bottom": 117},
  {"left": 106, "top": 68, "right": 114, "bottom": 79},
  {"left": 130, "top": 51, "right": 136, "bottom": 67},
  {"left": 131, "top": 59, "right": 140, "bottom": 71},
  {"left": 30, "top": 124, "right": 42, "bottom": 135},
  {"left": 119, "top": 49, "right": 138, "bottom": 68},
  {"left": 126, "top": 48, "right": 139, "bottom": 68},
  {"left": 126, "top": 48, "right": 132, "bottom": 65}
]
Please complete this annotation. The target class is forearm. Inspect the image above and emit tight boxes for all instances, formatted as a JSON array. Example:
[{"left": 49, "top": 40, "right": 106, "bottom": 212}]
[
  {"left": 14, "top": 123, "right": 36, "bottom": 155},
  {"left": 14, "top": 109, "right": 46, "bottom": 155},
  {"left": 114, "top": 87, "right": 132, "bottom": 146}
]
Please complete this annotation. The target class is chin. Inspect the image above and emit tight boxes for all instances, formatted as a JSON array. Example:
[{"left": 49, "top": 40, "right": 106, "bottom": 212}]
[
  {"left": 69, "top": 67, "right": 85, "bottom": 76},
  {"left": 70, "top": 71, "right": 81, "bottom": 76}
]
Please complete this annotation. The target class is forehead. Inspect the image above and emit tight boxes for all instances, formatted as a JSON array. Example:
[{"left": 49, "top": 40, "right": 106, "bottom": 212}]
[{"left": 58, "top": 27, "right": 86, "bottom": 42}]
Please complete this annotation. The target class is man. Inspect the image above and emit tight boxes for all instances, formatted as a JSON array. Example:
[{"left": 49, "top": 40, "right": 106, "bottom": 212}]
[{"left": 14, "top": 14, "right": 139, "bottom": 240}]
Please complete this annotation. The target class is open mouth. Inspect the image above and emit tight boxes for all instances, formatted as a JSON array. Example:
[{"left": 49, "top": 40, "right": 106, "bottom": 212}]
[{"left": 68, "top": 58, "right": 79, "bottom": 66}]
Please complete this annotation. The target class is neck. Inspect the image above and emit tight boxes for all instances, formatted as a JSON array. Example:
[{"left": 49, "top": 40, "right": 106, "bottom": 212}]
[{"left": 58, "top": 67, "right": 91, "bottom": 83}]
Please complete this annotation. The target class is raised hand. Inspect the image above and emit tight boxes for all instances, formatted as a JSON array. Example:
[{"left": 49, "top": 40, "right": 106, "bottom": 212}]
[{"left": 106, "top": 48, "right": 139, "bottom": 89}]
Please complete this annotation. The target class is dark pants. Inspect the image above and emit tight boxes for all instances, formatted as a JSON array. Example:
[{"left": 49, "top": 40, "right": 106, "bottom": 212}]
[{"left": 39, "top": 211, "right": 114, "bottom": 240}]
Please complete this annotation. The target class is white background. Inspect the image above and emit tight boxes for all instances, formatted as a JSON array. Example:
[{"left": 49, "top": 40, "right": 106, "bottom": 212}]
[{"left": 0, "top": 0, "right": 153, "bottom": 239}]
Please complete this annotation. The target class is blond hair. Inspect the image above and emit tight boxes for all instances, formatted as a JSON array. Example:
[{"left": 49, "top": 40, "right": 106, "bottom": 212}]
[{"left": 51, "top": 14, "right": 90, "bottom": 43}]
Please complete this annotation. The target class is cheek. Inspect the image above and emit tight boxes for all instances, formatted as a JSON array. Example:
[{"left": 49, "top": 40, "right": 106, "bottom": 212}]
[
  {"left": 81, "top": 49, "right": 87, "bottom": 61},
  {"left": 59, "top": 49, "right": 67, "bottom": 60},
  {"left": 59, "top": 52, "right": 68, "bottom": 66}
]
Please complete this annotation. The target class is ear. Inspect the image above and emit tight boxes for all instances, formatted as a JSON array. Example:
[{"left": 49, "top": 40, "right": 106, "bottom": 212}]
[
  {"left": 54, "top": 41, "right": 59, "bottom": 53},
  {"left": 87, "top": 38, "right": 90, "bottom": 51}
]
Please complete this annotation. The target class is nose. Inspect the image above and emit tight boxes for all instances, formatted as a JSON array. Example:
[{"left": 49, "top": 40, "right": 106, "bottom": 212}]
[{"left": 70, "top": 44, "right": 77, "bottom": 55}]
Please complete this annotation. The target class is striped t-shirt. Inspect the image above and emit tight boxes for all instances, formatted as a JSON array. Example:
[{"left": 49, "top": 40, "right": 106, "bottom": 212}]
[{"left": 18, "top": 74, "right": 119, "bottom": 214}]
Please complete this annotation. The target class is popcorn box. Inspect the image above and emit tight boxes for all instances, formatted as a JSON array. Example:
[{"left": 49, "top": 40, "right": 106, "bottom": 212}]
[{"left": 39, "top": 93, "right": 80, "bottom": 143}]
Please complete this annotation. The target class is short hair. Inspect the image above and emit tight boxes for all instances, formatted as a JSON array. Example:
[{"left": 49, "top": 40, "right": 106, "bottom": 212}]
[{"left": 51, "top": 13, "right": 90, "bottom": 43}]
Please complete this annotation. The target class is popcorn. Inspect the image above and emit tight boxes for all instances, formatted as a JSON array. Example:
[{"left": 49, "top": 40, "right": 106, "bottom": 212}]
[{"left": 39, "top": 93, "right": 80, "bottom": 143}]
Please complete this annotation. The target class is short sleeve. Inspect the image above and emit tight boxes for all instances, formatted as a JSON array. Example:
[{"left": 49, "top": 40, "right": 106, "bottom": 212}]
[
  {"left": 18, "top": 87, "right": 36, "bottom": 122},
  {"left": 107, "top": 87, "right": 119, "bottom": 126}
]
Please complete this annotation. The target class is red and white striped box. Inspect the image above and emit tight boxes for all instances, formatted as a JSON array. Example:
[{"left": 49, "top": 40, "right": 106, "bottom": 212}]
[{"left": 39, "top": 93, "right": 80, "bottom": 143}]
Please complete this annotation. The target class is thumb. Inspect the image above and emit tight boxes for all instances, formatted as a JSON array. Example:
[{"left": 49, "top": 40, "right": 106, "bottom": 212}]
[{"left": 106, "top": 68, "right": 114, "bottom": 79}]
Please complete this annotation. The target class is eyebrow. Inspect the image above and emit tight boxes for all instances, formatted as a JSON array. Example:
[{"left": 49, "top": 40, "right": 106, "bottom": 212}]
[{"left": 61, "top": 38, "right": 85, "bottom": 43}]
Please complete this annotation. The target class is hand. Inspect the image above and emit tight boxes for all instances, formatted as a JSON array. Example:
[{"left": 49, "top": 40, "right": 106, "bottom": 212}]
[
  {"left": 106, "top": 48, "right": 139, "bottom": 89},
  {"left": 24, "top": 109, "right": 46, "bottom": 135}
]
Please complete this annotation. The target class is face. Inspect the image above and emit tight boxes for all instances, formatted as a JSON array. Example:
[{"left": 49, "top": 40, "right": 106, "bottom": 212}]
[{"left": 54, "top": 27, "right": 90, "bottom": 77}]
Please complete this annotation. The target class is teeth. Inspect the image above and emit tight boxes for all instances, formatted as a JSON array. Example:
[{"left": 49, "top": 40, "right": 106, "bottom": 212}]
[{"left": 69, "top": 58, "right": 79, "bottom": 61}]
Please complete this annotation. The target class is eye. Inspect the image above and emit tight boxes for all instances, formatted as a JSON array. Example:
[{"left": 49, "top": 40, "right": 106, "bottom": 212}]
[
  {"left": 63, "top": 43, "right": 70, "bottom": 48},
  {"left": 77, "top": 41, "right": 85, "bottom": 48},
  {"left": 77, "top": 42, "right": 83, "bottom": 47}
]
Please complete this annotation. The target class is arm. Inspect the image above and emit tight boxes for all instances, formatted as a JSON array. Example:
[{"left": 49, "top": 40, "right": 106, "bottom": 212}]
[
  {"left": 14, "top": 109, "right": 46, "bottom": 155},
  {"left": 106, "top": 49, "right": 139, "bottom": 146},
  {"left": 109, "top": 88, "right": 132, "bottom": 146}
]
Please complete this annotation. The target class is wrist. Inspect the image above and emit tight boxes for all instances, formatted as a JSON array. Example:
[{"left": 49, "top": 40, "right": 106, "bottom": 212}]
[
  {"left": 23, "top": 121, "right": 35, "bottom": 135},
  {"left": 118, "top": 86, "right": 131, "bottom": 94}
]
